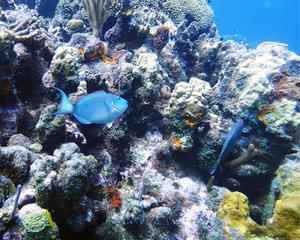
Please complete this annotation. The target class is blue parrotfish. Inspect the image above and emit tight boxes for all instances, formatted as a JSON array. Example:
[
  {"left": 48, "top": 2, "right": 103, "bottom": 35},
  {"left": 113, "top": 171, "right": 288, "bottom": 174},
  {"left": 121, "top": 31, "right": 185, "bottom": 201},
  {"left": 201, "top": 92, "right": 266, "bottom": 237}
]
[
  {"left": 52, "top": 87, "right": 128, "bottom": 127},
  {"left": 210, "top": 119, "right": 245, "bottom": 176}
]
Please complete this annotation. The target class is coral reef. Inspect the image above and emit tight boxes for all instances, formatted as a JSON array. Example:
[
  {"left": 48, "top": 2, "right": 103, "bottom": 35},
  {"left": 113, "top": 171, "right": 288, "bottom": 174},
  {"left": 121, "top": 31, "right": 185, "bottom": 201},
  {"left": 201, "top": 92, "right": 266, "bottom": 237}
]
[
  {"left": 54, "top": 0, "right": 87, "bottom": 28},
  {"left": 22, "top": 208, "right": 59, "bottom": 240},
  {"left": 218, "top": 156, "right": 300, "bottom": 240},
  {"left": 35, "top": 105, "right": 66, "bottom": 151},
  {"left": 162, "top": 0, "right": 213, "bottom": 31},
  {"left": 0, "top": 146, "right": 33, "bottom": 183},
  {"left": 218, "top": 192, "right": 264, "bottom": 237},
  {"left": 82, "top": 0, "right": 124, "bottom": 37},
  {"left": 67, "top": 19, "right": 84, "bottom": 33},
  {"left": 0, "top": 175, "right": 15, "bottom": 207},
  {"left": 31, "top": 143, "right": 97, "bottom": 212},
  {"left": 214, "top": 42, "right": 300, "bottom": 138},
  {"left": 0, "top": 1, "right": 299, "bottom": 239},
  {"left": 218, "top": 191, "right": 300, "bottom": 240},
  {"left": 48, "top": 46, "right": 80, "bottom": 85},
  {"left": 169, "top": 77, "right": 212, "bottom": 120}
]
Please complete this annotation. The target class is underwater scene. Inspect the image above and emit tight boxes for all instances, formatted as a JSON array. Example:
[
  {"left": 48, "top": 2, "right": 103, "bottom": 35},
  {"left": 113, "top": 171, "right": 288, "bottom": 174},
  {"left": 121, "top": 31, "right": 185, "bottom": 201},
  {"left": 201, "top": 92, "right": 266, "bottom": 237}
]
[{"left": 0, "top": 0, "right": 299, "bottom": 239}]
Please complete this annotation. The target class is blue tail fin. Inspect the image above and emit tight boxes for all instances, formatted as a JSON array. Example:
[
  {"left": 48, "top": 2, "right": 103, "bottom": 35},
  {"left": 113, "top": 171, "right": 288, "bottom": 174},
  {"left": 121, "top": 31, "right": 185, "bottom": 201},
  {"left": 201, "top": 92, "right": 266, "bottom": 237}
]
[
  {"left": 210, "top": 158, "right": 221, "bottom": 176},
  {"left": 52, "top": 87, "right": 74, "bottom": 115}
]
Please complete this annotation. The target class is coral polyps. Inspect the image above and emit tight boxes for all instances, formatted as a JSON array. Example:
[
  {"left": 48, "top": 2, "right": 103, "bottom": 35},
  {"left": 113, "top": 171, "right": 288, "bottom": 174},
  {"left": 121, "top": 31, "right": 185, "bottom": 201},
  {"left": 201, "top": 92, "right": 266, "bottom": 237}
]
[
  {"left": 84, "top": 43, "right": 118, "bottom": 64},
  {"left": 257, "top": 108, "right": 274, "bottom": 125},
  {"left": 184, "top": 118, "right": 199, "bottom": 127},
  {"left": 169, "top": 136, "right": 182, "bottom": 149}
]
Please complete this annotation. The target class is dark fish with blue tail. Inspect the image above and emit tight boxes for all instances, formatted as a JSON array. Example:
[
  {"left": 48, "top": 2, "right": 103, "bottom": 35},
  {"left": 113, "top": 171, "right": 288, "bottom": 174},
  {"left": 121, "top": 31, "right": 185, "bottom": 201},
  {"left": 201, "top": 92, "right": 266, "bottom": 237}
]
[
  {"left": 210, "top": 119, "right": 246, "bottom": 176},
  {"left": 52, "top": 87, "right": 128, "bottom": 128}
]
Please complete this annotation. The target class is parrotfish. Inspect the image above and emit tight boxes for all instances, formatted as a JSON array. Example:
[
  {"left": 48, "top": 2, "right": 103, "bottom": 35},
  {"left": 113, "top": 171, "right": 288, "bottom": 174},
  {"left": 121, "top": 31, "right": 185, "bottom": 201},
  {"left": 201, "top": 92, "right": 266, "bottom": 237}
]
[
  {"left": 52, "top": 87, "right": 128, "bottom": 127},
  {"left": 210, "top": 119, "right": 245, "bottom": 176}
]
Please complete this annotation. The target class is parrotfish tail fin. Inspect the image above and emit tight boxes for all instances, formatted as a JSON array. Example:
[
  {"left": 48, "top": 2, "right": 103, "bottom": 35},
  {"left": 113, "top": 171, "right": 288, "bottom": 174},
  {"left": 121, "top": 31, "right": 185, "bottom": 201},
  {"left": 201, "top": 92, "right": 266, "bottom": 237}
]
[
  {"left": 210, "top": 158, "right": 221, "bottom": 176},
  {"left": 52, "top": 87, "right": 74, "bottom": 116}
]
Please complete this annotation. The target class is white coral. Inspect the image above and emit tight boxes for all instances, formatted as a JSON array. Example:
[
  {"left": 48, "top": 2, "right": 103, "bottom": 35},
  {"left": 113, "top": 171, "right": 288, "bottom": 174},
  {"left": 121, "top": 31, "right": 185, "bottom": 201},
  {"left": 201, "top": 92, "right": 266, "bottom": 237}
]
[{"left": 169, "top": 77, "right": 212, "bottom": 118}]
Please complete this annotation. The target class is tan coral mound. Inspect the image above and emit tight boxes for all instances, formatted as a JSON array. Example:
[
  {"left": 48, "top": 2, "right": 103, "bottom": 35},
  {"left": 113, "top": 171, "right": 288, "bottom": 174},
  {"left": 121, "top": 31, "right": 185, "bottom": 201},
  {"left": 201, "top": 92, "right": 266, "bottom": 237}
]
[
  {"left": 267, "top": 193, "right": 300, "bottom": 239},
  {"left": 218, "top": 191, "right": 300, "bottom": 240},
  {"left": 217, "top": 192, "right": 265, "bottom": 237}
]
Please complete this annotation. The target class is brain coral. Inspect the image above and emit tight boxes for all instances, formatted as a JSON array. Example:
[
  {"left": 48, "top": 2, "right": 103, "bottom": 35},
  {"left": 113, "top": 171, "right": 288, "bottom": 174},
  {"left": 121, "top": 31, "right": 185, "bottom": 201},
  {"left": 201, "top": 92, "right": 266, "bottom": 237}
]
[{"left": 162, "top": 0, "right": 214, "bottom": 30}]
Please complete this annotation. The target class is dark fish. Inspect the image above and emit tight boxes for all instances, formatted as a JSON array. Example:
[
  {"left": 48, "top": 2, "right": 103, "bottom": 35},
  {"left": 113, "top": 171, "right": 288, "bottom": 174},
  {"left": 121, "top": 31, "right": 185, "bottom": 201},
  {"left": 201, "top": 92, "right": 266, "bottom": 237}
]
[
  {"left": 223, "top": 178, "right": 241, "bottom": 191},
  {"left": 210, "top": 119, "right": 245, "bottom": 176}
]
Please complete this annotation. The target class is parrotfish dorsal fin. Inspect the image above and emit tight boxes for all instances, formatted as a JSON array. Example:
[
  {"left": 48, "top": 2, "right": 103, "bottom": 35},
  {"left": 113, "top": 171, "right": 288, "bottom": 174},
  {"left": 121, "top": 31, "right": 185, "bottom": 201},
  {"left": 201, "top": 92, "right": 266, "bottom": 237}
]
[
  {"left": 93, "top": 90, "right": 106, "bottom": 94},
  {"left": 74, "top": 90, "right": 108, "bottom": 105},
  {"left": 73, "top": 95, "right": 85, "bottom": 104}
]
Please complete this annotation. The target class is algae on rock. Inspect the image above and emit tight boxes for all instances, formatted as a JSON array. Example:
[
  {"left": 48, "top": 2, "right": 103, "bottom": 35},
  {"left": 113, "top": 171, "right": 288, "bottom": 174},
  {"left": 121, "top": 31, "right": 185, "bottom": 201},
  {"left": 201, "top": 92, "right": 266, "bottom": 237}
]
[{"left": 22, "top": 208, "right": 59, "bottom": 240}]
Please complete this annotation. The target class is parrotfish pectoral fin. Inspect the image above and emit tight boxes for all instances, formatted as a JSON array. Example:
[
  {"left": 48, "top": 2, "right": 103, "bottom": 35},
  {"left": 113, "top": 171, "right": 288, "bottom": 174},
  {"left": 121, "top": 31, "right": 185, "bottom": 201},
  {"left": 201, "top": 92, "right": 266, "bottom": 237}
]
[
  {"left": 104, "top": 100, "right": 112, "bottom": 113},
  {"left": 73, "top": 113, "right": 92, "bottom": 124},
  {"left": 106, "top": 121, "right": 114, "bottom": 129},
  {"left": 52, "top": 87, "right": 74, "bottom": 116},
  {"left": 237, "top": 137, "right": 250, "bottom": 147}
]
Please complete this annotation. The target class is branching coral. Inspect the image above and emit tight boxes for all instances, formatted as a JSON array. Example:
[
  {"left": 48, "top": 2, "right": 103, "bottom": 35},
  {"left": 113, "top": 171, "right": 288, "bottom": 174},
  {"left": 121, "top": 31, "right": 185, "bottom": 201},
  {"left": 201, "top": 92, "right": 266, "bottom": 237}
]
[
  {"left": 1, "top": 8, "right": 46, "bottom": 46},
  {"left": 206, "top": 144, "right": 260, "bottom": 191},
  {"left": 82, "top": 0, "right": 107, "bottom": 36},
  {"left": 225, "top": 144, "right": 260, "bottom": 167},
  {"left": 81, "top": 0, "right": 123, "bottom": 36},
  {"left": 7, "top": 16, "right": 41, "bottom": 43}
]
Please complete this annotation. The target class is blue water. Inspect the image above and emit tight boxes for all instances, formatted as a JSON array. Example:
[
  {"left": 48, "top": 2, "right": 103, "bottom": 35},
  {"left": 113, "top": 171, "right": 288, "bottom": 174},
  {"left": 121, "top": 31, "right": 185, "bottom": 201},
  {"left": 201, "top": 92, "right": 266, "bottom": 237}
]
[{"left": 210, "top": 0, "right": 300, "bottom": 54}]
